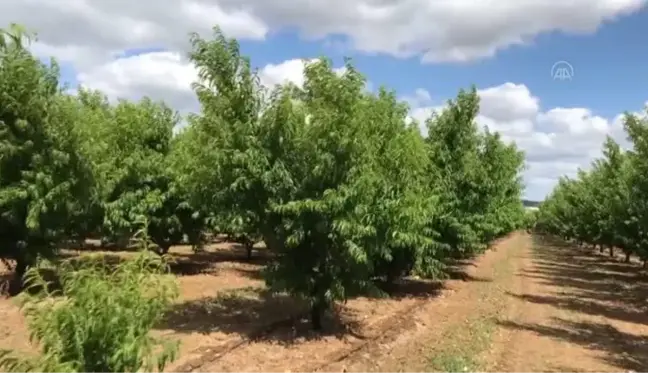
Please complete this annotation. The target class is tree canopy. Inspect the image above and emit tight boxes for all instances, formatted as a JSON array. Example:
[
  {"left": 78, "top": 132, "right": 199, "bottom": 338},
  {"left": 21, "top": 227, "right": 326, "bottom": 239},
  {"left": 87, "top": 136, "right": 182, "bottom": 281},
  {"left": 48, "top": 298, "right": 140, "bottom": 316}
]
[
  {"left": 0, "top": 25, "right": 527, "bottom": 329},
  {"left": 536, "top": 110, "right": 648, "bottom": 266}
]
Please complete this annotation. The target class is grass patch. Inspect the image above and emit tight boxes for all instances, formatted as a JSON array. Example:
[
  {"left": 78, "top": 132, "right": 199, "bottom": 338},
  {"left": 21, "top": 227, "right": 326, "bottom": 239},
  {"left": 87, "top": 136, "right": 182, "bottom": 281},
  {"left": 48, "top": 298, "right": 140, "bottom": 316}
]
[
  {"left": 428, "top": 314, "right": 497, "bottom": 372},
  {"left": 427, "top": 238, "right": 519, "bottom": 372}
]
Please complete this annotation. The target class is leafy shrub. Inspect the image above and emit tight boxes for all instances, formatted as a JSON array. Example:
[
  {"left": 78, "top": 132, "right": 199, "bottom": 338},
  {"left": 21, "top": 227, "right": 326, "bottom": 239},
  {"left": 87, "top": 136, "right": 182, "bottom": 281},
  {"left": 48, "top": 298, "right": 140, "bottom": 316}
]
[{"left": 0, "top": 250, "right": 179, "bottom": 372}]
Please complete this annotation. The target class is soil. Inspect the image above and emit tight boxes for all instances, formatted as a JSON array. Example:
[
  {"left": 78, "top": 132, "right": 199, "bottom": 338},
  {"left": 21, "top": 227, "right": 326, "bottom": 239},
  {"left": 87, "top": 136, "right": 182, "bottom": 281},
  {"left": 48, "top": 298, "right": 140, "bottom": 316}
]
[
  {"left": 1, "top": 233, "right": 648, "bottom": 372},
  {"left": 483, "top": 235, "right": 648, "bottom": 372}
]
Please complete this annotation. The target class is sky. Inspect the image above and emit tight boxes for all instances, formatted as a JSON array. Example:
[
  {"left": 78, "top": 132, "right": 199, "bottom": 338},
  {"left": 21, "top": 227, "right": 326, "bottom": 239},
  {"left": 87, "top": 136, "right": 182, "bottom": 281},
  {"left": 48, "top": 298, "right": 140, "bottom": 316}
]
[{"left": 3, "top": 0, "right": 648, "bottom": 201}]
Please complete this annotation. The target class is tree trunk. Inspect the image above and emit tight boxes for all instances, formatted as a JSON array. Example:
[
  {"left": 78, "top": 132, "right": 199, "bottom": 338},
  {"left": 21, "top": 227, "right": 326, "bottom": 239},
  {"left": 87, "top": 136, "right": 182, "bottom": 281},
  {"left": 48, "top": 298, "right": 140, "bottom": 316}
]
[
  {"left": 245, "top": 241, "right": 253, "bottom": 260},
  {"left": 117, "top": 234, "right": 130, "bottom": 248},
  {"left": 609, "top": 246, "right": 614, "bottom": 257},
  {"left": 157, "top": 243, "right": 171, "bottom": 255},
  {"left": 385, "top": 270, "right": 397, "bottom": 287},
  {"left": 625, "top": 252, "right": 631, "bottom": 263},
  {"left": 261, "top": 226, "right": 283, "bottom": 253},
  {"left": 310, "top": 301, "right": 323, "bottom": 331},
  {"left": 643, "top": 260, "right": 647, "bottom": 269},
  {"left": 599, "top": 245, "right": 604, "bottom": 253},
  {"left": 8, "top": 256, "right": 27, "bottom": 296}
]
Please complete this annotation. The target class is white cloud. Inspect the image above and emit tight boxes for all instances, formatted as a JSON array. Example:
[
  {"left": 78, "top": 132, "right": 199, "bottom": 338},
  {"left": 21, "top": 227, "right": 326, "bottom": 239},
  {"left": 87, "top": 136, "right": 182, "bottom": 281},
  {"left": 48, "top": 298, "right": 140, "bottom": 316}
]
[
  {"left": 259, "top": 59, "right": 313, "bottom": 88},
  {"left": 478, "top": 83, "right": 539, "bottom": 122},
  {"left": 409, "top": 83, "right": 637, "bottom": 200},
  {"left": 3, "top": 0, "right": 268, "bottom": 69},
  {"left": 3, "top": 0, "right": 645, "bottom": 67},
  {"left": 77, "top": 51, "right": 199, "bottom": 113},
  {"left": 75, "top": 53, "right": 346, "bottom": 118}
]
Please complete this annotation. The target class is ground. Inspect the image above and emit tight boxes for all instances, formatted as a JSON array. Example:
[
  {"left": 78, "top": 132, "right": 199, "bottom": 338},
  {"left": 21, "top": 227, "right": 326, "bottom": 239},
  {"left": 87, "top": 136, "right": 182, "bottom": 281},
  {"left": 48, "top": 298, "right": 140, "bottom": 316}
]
[{"left": 1, "top": 233, "right": 648, "bottom": 372}]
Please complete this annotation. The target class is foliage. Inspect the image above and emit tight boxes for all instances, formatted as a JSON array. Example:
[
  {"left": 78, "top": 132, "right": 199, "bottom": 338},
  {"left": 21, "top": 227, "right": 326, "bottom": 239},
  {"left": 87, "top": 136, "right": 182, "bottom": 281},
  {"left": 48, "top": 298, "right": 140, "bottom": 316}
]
[
  {"left": 180, "top": 27, "right": 526, "bottom": 329},
  {"left": 72, "top": 89, "right": 206, "bottom": 253},
  {"left": 0, "top": 25, "right": 94, "bottom": 293},
  {"left": 0, "top": 241, "right": 179, "bottom": 372},
  {"left": 536, "top": 110, "right": 648, "bottom": 265},
  {"left": 425, "top": 89, "right": 526, "bottom": 258}
]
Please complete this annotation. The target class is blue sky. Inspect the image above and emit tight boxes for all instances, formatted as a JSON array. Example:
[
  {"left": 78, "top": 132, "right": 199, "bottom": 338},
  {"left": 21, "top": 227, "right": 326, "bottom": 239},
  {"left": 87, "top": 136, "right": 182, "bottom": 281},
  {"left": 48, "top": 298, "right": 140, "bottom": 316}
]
[
  {"left": 7, "top": 0, "right": 648, "bottom": 201},
  {"left": 234, "top": 7, "right": 648, "bottom": 117}
]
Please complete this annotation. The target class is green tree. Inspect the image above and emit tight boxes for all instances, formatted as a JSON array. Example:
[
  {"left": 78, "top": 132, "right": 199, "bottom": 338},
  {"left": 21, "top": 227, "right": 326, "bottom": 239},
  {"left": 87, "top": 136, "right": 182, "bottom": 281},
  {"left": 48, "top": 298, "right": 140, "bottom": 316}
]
[
  {"left": 425, "top": 88, "right": 525, "bottom": 259},
  {"left": 183, "top": 28, "right": 444, "bottom": 329},
  {"left": 73, "top": 89, "right": 205, "bottom": 253},
  {"left": 0, "top": 25, "right": 93, "bottom": 294}
]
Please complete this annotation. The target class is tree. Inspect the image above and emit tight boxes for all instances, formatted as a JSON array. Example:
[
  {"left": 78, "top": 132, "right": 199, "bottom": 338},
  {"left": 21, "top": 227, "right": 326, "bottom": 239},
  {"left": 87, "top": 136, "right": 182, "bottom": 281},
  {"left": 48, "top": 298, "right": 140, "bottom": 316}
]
[
  {"left": 425, "top": 88, "right": 525, "bottom": 259},
  {"left": 0, "top": 25, "right": 93, "bottom": 294},
  {"left": 182, "top": 28, "right": 448, "bottom": 329},
  {"left": 73, "top": 90, "right": 205, "bottom": 254}
]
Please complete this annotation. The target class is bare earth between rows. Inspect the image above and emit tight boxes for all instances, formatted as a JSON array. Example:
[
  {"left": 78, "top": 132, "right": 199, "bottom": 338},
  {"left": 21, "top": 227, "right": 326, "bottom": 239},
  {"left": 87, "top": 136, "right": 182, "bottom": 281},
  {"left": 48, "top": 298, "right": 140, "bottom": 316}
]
[
  {"left": 2, "top": 233, "right": 648, "bottom": 372},
  {"left": 484, "top": 235, "right": 648, "bottom": 372}
]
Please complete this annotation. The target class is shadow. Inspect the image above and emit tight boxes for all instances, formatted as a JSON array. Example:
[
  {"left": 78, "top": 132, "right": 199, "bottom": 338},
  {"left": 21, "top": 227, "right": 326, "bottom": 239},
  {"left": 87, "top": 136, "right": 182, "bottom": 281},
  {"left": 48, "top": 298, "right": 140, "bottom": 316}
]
[
  {"left": 375, "top": 278, "right": 445, "bottom": 299},
  {"left": 499, "top": 317, "right": 648, "bottom": 372},
  {"left": 516, "top": 238, "right": 648, "bottom": 326},
  {"left": 172, "top": 245, "right": 272, "bottom": 266},
  {"left": 445, "top": 258, "right": 478, "bottom": 268},
  {"left": 444, "top": 267, "right": 493, "bottom": 283},
  {"left": 521, "top": 266, "right": 640, "bottom": 287},
  {"left": 501, "top": 235, "right": 648, "bottom": 370},
  {"left": 161, "top": 288, "right": 361, "bottom": 345},
  {"left": 57, "top": 250, "right": 215, "bottom": 277},
  {"left": 53, "top": 251, "right": 214, "bottom": 276},
  {"left": 159, "top": 240, "right": 498, "bottom": 367},
  {"left": 515, "top": 273, "right": 641, "bottom": 304},
  {"left": 56, "top": 244, "right": 273, "bottom": 277},
  {"left": 507, "top": 291, "right": 648, "bottom": 325},
  {"left": 232, "top": 267, "right": 264, "bottom": 281},
  {"left": 0, "top": 272, "right": 11, "bottom": 296},
  {"left": 162, "top": 277, "right": 445, "bottom": 350}
]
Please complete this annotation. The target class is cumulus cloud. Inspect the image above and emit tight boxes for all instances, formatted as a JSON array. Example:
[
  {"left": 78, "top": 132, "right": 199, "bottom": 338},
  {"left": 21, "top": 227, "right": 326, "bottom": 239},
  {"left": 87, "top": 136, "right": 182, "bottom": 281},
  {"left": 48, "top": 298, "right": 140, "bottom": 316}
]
[
  {"left": 77, "top": 51, "right": 198, "bottom": 112},
  {"left": 258, "top": 58, "right": 348, "bottom": 88},
  {"left": 409, "top": 83, "right": 637, "bottom": 200},
  {"left": 76, "top": 53, "right": 348, "bottom": 118},
  {"left": 3, "top": 0, "right": 645, "bottom": 67}
]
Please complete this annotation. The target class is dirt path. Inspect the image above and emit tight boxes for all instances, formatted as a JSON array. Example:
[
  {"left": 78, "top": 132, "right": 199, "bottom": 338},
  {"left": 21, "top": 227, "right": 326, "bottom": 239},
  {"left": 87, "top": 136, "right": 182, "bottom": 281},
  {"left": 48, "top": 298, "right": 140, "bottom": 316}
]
[{"left": 485, "top": 235, "right": 648, "bottom": 372}]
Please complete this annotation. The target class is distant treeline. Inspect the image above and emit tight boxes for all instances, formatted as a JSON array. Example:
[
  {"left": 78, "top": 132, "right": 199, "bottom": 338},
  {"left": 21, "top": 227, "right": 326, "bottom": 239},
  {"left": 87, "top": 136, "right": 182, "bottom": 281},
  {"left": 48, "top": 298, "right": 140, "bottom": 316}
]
[{"left": 522, "top": 199, "right": 541, "bottom": 208}]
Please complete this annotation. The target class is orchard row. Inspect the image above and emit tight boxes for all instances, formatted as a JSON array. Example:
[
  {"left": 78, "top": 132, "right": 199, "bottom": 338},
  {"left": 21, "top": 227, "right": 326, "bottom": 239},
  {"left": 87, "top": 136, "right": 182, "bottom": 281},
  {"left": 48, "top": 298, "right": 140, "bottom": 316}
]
[
  {"left": 0, "top": 25, "right": 530, "bottom": 328},
  {"left": 536, "top": 110, "right": 648, "bottom": 265}
]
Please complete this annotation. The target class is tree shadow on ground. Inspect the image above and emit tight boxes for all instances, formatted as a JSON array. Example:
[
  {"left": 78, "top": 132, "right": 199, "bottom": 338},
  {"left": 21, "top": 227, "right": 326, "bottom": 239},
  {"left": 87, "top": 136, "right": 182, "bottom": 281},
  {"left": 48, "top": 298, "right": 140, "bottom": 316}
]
[
  {"left": 56, "top": 243, "right": 272, "bottom": 277},
  {"left": 443, "top": 267, "right": 493, "bottom": 283},
  {"left": 507, "top": 291, "right": 648, "bottom": 325},
  {"left": 499, "top": 317, "right": 648, "bottom": 372},
  {"left": 232, "top": 266, "right": 264, "bottom": 281},
  {"left": 162, "top": 275, "right": 447, "bottom": 347},
  {"left": 505, "top": 235, "right": 648, "bottom": 370},
  {"left": 161, "top": 248, "right": 495, "bottom": 349},
  {"left": 517, "top": 272, "right": 648, "bottom": 307},
  {"left": 170, "top": 246, "right": 271, "bottom": 275},
  {"left": 374, "top": 278, "right": 445, "bottom": 299},
  {"left": 161, "top": 287, "right": 364, "bottom": 345},
  {"left": 518, "top": 236, "right": 648, "bottom": 320}
]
